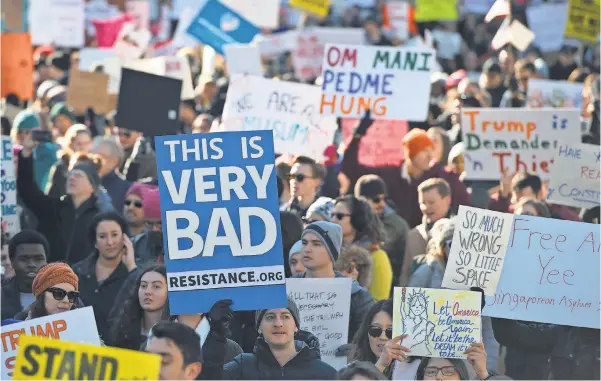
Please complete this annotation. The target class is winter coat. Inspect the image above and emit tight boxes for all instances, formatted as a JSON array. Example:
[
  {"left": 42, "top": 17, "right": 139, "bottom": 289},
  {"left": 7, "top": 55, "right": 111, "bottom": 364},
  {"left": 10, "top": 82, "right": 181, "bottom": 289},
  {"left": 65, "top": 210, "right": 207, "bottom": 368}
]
[
  {"left": 380, "top": 205, "right": 410, "bottom": 286},
  {"left": 399, "top": 224, "right": 430, "bottom": 286},
  {"left": 32, "top": 141, "right": 59, "bottom": 191},
  {"left": 17, "top": 153, "right": 101, "bottom": 264},
  {"left": 340, "top": 136, "right": 471, "bottom": 228},
  {"left": 100, "top": 171, "right": 131, "bottom": 212},
  {"left": 1, "top": 277, "right": 25, "bottom": 321},
  {"left": 293, "top": 271, "right": 374, "bottom": 341},
  {"left": 223, "top": 337, "right": 337, "bottom": 380}
]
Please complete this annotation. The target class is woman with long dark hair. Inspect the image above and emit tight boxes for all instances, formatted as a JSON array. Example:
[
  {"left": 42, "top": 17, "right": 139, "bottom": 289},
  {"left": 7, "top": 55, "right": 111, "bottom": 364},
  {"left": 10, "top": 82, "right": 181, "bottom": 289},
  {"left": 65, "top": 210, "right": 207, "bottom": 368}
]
[
  {"left": 332, "top": 195, "right": 392, "bottom": 301},
  {"left": 108, "top": 264, "right": 170, "bottom": 350}
]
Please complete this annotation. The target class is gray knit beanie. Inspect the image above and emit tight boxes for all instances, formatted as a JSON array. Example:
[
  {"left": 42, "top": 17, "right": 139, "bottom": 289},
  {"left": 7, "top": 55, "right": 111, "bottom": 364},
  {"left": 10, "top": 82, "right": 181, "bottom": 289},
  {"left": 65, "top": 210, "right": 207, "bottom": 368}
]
[
  {"left": 255, "top": 296, "right": 301, "bottom": 329},
  {"left": 301, "top": 221, "right": 343, "bottom": 263}
]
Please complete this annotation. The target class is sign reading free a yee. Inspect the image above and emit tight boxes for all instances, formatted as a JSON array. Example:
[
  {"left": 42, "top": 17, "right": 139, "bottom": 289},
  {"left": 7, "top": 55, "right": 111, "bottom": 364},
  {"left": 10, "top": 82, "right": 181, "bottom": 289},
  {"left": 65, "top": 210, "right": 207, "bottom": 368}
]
[
  {"left": 320, "top": 44, "right": 435, "bottom": 121},
  {"left": 155, "top": 131, "right": 287, "bottom": 314}
]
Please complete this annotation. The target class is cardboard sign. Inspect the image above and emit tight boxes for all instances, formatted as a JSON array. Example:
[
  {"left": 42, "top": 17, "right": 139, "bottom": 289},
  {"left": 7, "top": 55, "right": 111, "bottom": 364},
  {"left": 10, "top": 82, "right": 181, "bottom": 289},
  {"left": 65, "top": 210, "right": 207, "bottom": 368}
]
[
  {"left": 222, "top": 75, "right": 338, "bottom": 160},
  {"left": 186, "top": 0, "right": 261, "bottom": 56},
  {"left": 1, "top": 0, "right": 25, "bottom": 31},
  {"left": 547, "top": 143, "right": 601, "bottom": 209},
  {"left": 115, "top": 69, "right": 182, "bottom": 136},
  {"left": 564, "top": 0, "right": 600, "bottom": 43},
  {"left": 393, "top": 287, "right": 481, "bottom": 358},
  {"left": 526, "top": 3, "right": 569, "bottom": 52},
  {"left": 224, "top": 44, "right": 262, "bottom": 76},
  {"left": 113, "top": 22, "right": 152, "bottom": 60},
  {"left": 1, "top": 136, "right": 20, "bottom": 236},
  {"left": 320, "top": 44, "right": 435, "bottom": 121},
  {"left": 221, "top": 0, "right": 280, "bottom": 29},
  {"left": 13, "top": 335, "right": 160, "bottom": 380},
  {"left": 340, "top": 118, "right": 408, "bottom": 167},
  {"left": 527, "top": 79, "right": 584, "bottom": 109},
  {"left": 124, "top": 56, "right": 195, "bottom": 100},
  {"left": 292, "top": 28, "right": 365, "bottom": 82},
  {"left": 66, "top": 70, "right": 111, "bottom": 115},
  {"left": 29, "top": 0, "right": 85, "bottom": 47},
  {"left": 0, "top": 33, "right": 34, "bottom": 101},
  {"left": 414, "top": 0, "right": 458, "bottom": 22},
  {"left": 442, "top": 206, "right": 513, "bottom": 296},
  {"left": 78, "top": 48, "right": 117, "bottom": 71},
  {"left": 287, "top": 278, "right": 351, "bottom": 370},
  {"left": 460, "top": 108, "right": 580, "bottom": 181},
  {"left": 290, "top": 0, "right": 331, "bottom": 17},
  {"left": 484, "top": 217, "right": 600, "bottom": 329},
  {"left": 154, "top": 130, "right": 287, "bottom": 314},
  {"left": 1, "top": 307, "right": 100, "bottom": 380}
]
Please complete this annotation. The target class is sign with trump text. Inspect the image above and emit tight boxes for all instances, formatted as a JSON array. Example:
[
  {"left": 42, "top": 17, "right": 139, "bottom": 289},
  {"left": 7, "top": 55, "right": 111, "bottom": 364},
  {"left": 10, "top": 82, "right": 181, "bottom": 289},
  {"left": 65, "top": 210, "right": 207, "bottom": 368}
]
[{"left": 155, "top": 131, "right": 287, "bottom": 314}]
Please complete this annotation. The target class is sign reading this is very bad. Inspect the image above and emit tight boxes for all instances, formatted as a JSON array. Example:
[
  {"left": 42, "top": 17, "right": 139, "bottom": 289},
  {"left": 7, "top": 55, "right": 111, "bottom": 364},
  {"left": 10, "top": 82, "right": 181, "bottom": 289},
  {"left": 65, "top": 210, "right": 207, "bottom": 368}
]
[{"left": 155, "top": 131, "right": 287, "bottom": 314}]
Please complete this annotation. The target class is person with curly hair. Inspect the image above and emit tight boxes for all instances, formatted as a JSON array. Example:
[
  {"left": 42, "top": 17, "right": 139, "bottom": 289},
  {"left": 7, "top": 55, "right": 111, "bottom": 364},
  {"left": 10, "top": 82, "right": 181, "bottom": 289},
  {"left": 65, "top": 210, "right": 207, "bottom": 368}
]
[{"left": 332, "top": 195, "right": 392, "bottom": 301}]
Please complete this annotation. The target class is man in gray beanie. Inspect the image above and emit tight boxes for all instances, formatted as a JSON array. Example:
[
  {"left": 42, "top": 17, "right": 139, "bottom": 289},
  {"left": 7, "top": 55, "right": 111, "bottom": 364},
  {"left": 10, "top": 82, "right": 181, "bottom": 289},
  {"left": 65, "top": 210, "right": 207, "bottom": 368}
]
[{"left": 255, "top": 296, "right": 301, "bottom": 329}]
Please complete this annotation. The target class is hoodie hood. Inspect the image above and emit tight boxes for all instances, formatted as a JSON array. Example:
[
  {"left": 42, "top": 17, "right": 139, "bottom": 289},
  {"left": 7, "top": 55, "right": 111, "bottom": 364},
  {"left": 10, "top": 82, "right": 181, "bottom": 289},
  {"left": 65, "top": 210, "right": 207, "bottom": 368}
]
[{"left": 253, "top": 335, "right": 320, "bottom": 368}]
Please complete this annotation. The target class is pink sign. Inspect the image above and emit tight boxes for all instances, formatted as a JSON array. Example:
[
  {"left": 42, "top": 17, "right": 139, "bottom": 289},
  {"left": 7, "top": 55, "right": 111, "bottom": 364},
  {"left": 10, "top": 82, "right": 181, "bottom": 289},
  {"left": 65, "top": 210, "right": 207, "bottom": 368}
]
[
  {"left": 292, "top": 32, "right": 324, "bottom": 81},
  {"left": 341, "top": 118, "right": 408, "bottom": 167},
  {"left": 92, "top": 13, "right": 132, "bottom": 47}
]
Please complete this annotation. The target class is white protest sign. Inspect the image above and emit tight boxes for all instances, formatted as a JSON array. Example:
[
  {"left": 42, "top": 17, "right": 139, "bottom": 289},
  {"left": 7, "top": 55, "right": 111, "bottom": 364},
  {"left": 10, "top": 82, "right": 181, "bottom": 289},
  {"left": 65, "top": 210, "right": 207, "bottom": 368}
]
[
  {"left": 29, "top": 0, "right": 85, "bottom": 47},
  {"left": 547, "top": 143, "right": 601, "bottom": 209},
  {"left": 287, "top": 278, "right": 351, "bottom": 369},
  {"left": 126, "top": 0, "right": 150, "bottom": 30},
  {"left": 292, "top": 28, "right": 366, "bottom": 82},
  {"left": 253, "top": 30, "right": 300, "bottom": 56},
  {"left": 526, "top": 2, "right": 568, "bottom": 52},
  {"left": 386, "top": 1, "right": 409, "bottom": 40},
  {"left": 443, "top": 206, "right": 513, "bottom": 295},
  {"left": 172, "top": 6, "right": 203, "bottom": 48},
  {"left": 507, "top": 20, "right": 535, "bottom": 52},
  {"left": 222, "top": 74, "right": 338, "bottom": 160},
  {"left": 527, "top": 79, "right": 584, "bottom": 109},
  {"left": 1, "top": 307, "right": 100, "bottom": 380},
  {"left": 431, "top": 30, "right": 462, "bottom": 60},
  {"left": 1, "top": 136, "right": 20, "bottom": 236},
  {"left": 460, "top": 108, "right": 580, "bottom": 180},
  {"left": 113, "top": 22, "right": 152, "bottom": 60},
  {"left": 221, "top": 0, "right": 280, "bottom": 29},
  {"left": 224, "top": 44, "right": 263, "bottom": 76},
  {"left": 78, "top": 48, "right": 117, "bottom": 71},
  {"left": 393, "top": 287, "right": 482, "bottom": 358},
  {"left": 320, "top": 44, "right": 435, "bottom": 121}
]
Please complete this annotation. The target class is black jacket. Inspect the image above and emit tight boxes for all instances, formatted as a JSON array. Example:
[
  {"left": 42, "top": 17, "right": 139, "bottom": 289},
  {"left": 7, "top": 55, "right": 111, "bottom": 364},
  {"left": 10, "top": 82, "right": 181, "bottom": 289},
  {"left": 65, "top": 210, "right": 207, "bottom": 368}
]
[
  {"left": 17, "top": 153, "right": 100, "bottom": 264},
  {"left": 72, "top": 253, "right": 135, "bottom": 340},
  {"left": 223, "top": 337, "right": 337, "bottom": 380},
  {"left": 1, "top": 277, "right": 25, "bottom": 320},
  {"left": 293, "top": 271, "right": 374, "bottom": 341}
]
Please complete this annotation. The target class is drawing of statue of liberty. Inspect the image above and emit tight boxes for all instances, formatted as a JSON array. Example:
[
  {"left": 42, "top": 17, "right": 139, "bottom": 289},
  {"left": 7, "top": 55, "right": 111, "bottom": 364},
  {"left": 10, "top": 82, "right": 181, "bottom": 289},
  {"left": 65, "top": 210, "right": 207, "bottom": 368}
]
[{"left": 400, "top": 287, "right": 436, "bottom": 356}]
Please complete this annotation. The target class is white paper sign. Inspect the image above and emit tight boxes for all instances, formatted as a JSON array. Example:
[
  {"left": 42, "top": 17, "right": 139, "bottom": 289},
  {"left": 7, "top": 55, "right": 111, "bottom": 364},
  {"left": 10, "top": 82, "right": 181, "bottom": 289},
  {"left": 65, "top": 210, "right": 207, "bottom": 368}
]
[
  {"left": 287, "top": 278, "right": 351, "bottom": 370},
  {"left": 253, "top": 30, "right": 300, "bottom": 56},
  {"left": 222, "top": 74, "right": 338, "bottom": 159},
  {"left": 1, "top": 136, "right": 20, "bottom": 236},
  {"left": 460, "top": 108, "right": 580, "bottom": 180},
  {"left": 29, "top": 0, "right": 85, "bottom": 47},
  {"left": 386, "top": 1, "right": 409, "bottom": 41},
  {"left": 126, "top": 0, "right": 150, "bottom": 30},
  {"left": 1, "top": 307, "right": 100, "bottom": 380},
  {"left": 527, "top": 79, "right": 584, "bottom": 109},
  {"left": 547, "top": 143, "right": 601, "bottom": 209},
  {"left": 224, "top": 44, "right": 263, "bottom": 76},
  {"left": 508, "top": 20, "right": 535, "bottom": 52},
  {"left": 221, "top": 0, "right": 280, "bottom": 29},
  {"left": 113, "top": 22, "right": 152, "bottom": 60},
  {"left": 526, "top": 3, "right": 568, "bottom": 52},
  {"left": 78, "top": 48, "right": 118, "bottom": 71},
  {"left": 442, "top": 206, "right": 513, "bottom": 295}
]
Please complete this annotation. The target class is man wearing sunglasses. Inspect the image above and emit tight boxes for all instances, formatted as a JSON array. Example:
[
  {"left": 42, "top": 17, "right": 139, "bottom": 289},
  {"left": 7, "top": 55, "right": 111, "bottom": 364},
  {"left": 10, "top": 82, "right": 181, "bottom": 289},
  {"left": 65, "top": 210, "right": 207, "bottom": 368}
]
[
  {"left": 123, "top": 182, "right": 158, "bottom": 263},
  {"left": 282, "top": 156, "right": 323, "bottom": 218},
  {"left": 354, "top": 174, "right": 409, "bottom": 289}
]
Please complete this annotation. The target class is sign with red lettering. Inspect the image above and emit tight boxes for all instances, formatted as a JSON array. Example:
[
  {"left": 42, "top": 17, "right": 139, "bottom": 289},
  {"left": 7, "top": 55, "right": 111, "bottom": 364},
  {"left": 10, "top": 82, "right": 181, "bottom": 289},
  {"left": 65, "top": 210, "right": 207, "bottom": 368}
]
[
  {"left": 340, "top": 118, "right": 408, "bottom": 167},
  {"left": 460, "top": 108, "right": 580, "bottom": 180},
  {"left": 442, "top": 206, "right": 513, "bottom": 295},
  {"left": 1, "top": 307, "right": 99, "bottom": 380},
  {"left": 483, "top": 216, "right": 600, "bottom": 329},
  {"left": 320, "top": 44, "right": 435, "bottom": 121}
]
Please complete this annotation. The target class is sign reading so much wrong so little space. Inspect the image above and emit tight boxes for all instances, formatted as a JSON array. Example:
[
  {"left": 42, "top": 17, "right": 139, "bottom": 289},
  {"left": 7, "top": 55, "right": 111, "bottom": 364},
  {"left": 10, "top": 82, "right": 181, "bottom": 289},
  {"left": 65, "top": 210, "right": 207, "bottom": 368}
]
[
  {"left": 320, "top": 44, "right": 435, "bottom": 121},
  {"left": 155, "top": 131, "right": 287, "bottom": 314}
]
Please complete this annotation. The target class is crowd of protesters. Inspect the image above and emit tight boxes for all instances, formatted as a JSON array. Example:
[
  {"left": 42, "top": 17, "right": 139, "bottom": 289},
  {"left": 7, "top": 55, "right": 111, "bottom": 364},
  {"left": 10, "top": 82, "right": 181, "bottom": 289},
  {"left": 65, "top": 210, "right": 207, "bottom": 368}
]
[{"left": 1, "top": 0, "right": 600, "bottom": 380}]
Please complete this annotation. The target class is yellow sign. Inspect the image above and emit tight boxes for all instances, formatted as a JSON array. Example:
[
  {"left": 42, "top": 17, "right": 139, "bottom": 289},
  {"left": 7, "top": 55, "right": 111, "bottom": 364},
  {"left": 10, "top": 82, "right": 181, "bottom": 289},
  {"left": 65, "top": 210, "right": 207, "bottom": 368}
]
[
  {"left": 564, "top": 0, "right": 600, "bottom": 43},
  {"left": 13, "top": 335, "right": 161, "bottom": 380},
  {"left": 289, "top": 0, "right": 330, "bottom": 17},
  {"left": 414, "top": 0, "right": 458, "bottom": 22}
]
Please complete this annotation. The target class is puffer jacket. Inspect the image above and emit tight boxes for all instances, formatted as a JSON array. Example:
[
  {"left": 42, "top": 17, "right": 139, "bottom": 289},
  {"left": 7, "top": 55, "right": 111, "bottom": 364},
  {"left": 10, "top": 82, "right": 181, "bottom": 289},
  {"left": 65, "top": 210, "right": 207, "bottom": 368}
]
[{"left": 223, "top": 336, "right": 337, "bottom": 380}]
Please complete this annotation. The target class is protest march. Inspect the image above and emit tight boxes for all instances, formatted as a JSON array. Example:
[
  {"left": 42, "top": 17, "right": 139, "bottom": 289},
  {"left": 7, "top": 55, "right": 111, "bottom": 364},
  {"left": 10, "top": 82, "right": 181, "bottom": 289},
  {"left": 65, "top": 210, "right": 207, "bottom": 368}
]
[{"left": 0, "top": 0, "right": 600, "bottom": 380}]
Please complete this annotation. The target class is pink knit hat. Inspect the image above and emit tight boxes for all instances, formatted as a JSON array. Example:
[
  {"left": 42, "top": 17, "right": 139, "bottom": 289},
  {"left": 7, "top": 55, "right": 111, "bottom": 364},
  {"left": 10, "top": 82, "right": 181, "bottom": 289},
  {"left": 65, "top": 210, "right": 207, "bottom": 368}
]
[
  {"left": 126, "top": 182, "right": 151, "bottom": 199},
  {"left": 141, "top": 187, "right": 161, "bottom": 220}
]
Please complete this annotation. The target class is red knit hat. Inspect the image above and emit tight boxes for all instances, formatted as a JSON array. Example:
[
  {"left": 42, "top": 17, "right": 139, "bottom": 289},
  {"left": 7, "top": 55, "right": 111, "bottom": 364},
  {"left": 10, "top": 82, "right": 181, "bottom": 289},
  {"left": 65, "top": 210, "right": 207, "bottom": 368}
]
[
  {"left": 142, "top": 187, "right": 161, "bottom": 220},
  {"left": 402, "top": 129, "right": 434, "bottom": 159},
  {"left": 32, "top": 263, "right": 79, "bottom": 298}
]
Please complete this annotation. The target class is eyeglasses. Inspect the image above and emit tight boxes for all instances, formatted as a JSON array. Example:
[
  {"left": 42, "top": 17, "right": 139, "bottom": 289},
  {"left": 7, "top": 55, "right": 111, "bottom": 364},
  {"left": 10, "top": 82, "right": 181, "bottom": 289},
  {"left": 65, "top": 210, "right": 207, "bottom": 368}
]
[
  {"left": 125, "top": 200, "right": 143, "bottom": 208},
  {"left": 288, "top": 174, "right": 314, "bottom": 182},
  {"left": 46, "top": 287, "right": 79, "bottom": 302},
  {"left": 332, "top": 212, "right": 351, "bottom": 220},
  {"left": 424, "top": 366, "right": 458, "bottom": 377},
  {"left": 370, "top": 196, "right": 385, "bottom": 204},
  {"left": 368, "top": 326, "right": 393, "bottom": 339}
]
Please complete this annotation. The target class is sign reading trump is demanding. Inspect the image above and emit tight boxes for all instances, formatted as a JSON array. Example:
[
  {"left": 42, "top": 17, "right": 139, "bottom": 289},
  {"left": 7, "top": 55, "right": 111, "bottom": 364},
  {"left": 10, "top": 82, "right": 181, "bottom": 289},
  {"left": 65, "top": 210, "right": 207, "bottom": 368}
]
[{"left": 155, "top": 131, "right": 287, "bottom": 314}]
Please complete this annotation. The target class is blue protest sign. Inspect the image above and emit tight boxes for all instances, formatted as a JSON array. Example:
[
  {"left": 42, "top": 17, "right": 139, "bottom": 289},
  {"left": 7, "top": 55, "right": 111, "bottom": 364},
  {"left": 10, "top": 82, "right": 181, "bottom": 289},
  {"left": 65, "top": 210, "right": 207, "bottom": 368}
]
[
  {"left": 483, "top": 215, "right": 600, "bottom": 329},
  {"left": 155, "top": 130, "right": 287, "bottom": 314},
  {"left": 185, "top": 0, "right": 260, "bottom": 55}
]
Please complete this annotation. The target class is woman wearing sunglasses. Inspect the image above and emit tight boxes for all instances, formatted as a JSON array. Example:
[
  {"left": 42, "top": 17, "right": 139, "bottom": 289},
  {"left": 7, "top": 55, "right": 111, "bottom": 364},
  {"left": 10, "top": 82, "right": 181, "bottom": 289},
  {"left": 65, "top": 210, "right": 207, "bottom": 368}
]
[
  {"left": 21, "top": 262, "right": 81, "bottom": 319},
  {"left": 332, "top": 196, "right": 392, "bottom": 301},
  {"left": 350, "top": 299, "right": 419, "bottom": 380}
]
